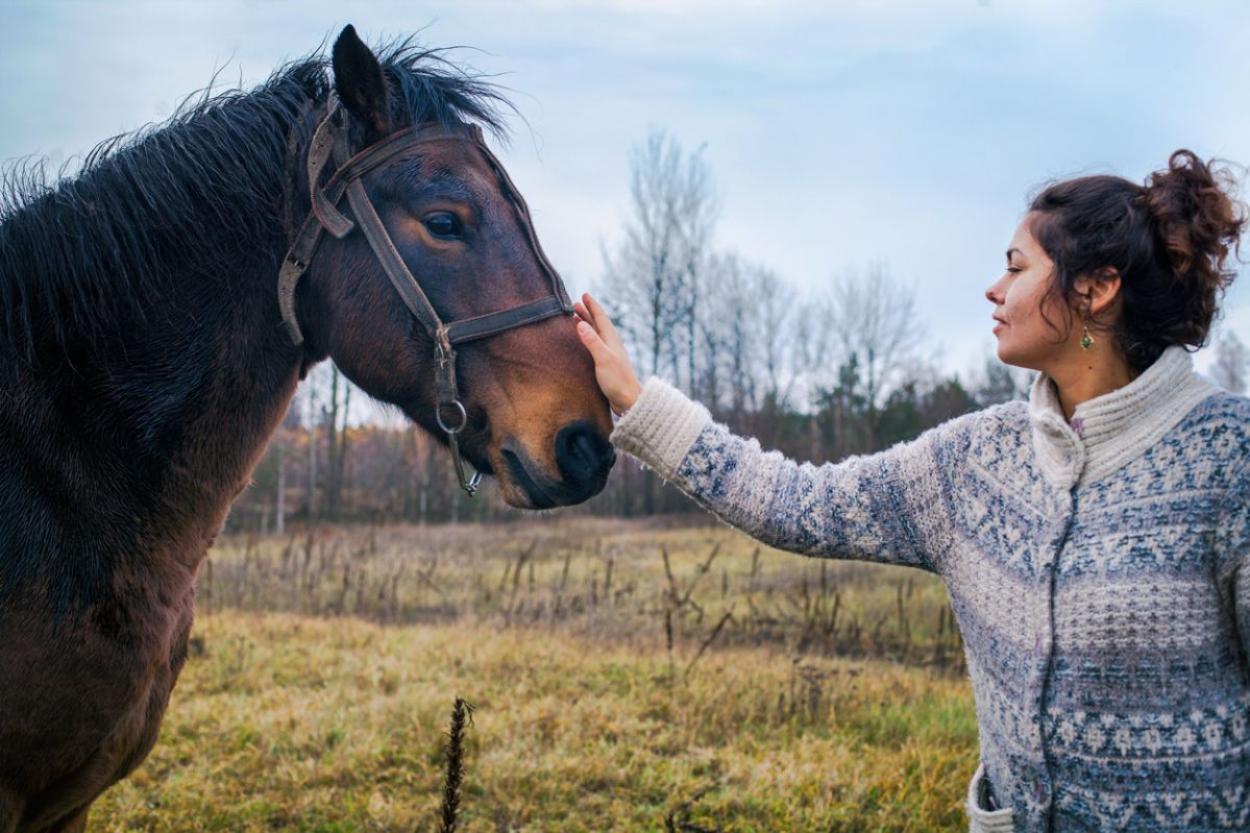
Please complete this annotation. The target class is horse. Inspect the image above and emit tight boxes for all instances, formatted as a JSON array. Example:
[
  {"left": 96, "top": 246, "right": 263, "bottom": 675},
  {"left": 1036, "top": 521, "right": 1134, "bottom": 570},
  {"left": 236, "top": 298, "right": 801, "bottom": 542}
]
[{"left": 0, "top": 25, "right": 615, "bottom": 833}]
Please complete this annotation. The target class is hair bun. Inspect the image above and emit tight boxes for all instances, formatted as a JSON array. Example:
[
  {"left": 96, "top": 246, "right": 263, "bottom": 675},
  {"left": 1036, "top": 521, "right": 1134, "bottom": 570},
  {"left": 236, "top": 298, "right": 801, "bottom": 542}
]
[{"left": 1143, "top": 149, "right": 1244, "bottom": 290}]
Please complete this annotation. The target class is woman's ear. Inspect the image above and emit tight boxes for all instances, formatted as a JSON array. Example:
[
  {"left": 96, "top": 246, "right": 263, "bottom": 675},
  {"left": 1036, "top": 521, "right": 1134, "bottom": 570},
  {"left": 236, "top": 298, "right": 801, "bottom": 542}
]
[
  {"left": 332, "top": 24, "right": 391, "bottom": 142},
  {"left": 1075, "top": 267, "right": 1123, "bottom": 318}
]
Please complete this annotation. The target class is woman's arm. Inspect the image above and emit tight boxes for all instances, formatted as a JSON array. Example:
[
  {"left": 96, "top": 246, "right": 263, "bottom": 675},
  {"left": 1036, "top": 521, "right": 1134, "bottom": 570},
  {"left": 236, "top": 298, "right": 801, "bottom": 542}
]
[
  {"left": 573, "top": 291, "right": 973, "bottom": 573},
  {"left": 610, "top": 376, "right": 973, "bottom": 573}
]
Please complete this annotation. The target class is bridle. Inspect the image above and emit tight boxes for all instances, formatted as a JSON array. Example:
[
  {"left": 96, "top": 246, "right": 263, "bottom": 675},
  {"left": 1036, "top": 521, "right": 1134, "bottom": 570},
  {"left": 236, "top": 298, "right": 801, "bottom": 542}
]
[{"left": 277, "top": 94, "right": 574, "bottom": 496}]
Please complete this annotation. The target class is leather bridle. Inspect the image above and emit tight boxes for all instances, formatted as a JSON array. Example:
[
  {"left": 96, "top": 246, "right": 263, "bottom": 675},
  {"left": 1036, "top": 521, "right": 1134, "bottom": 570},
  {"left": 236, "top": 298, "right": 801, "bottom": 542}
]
[{"left": 278, "top": 94, "right": 574, "bottom": 496}]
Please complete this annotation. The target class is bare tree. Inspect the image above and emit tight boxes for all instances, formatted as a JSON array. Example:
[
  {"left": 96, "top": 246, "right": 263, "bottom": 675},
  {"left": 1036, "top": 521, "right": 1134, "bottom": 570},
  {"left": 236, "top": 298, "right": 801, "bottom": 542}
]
[
  {"left": 323, "top": 364, "right": 353, "bottom": 518},
  {"left": 303, "top": 368, "right": 320, "bottom": 520},
  {"left": 699, "top": 254, "right": 795, "bottom": 421},
  {"left": 674, "top": 144, "right": 718, "bottom": 397},
  {"left": 825, "top": 264, "right": 926, "bottom": 448},
  {"left": 273, "top": 402, "right": 303, "bottom": 535},
  {"left": 703, "top": 252, "right": 757, "bottom": 420},
  {"left": 1210, "top": 330, "right": 1248, "bottom": 394},
  {"left": 789, "top": 295, "right": 836, "bottom": 413},
  {"left": 754, "top": 265, "right": 794, "bottom": 410},
  {"left": 600, "top": 130, "right": 717, "bottom": 394},
  {"left": 695, "top": 253, "right": 729, "bottom": 413}
]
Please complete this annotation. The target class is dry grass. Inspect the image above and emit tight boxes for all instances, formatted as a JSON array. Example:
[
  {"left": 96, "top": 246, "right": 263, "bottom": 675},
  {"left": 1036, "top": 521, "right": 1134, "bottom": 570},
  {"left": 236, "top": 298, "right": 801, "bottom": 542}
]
[
  {"left": 93, "top": 518, "right": 978, "bottom": 832},
  {"left": 201, "top": 518, "right": 966, "bottom": 672}
]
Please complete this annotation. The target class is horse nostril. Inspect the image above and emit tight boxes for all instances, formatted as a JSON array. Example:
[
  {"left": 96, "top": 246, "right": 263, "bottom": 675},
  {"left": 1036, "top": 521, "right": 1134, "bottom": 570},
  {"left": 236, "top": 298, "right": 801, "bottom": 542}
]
[
  {"left": 554, "top": 421, "right": 615, "bottom": 489},
  {"left": 572, "top": 433, "right": 596, "bottom": 469}
]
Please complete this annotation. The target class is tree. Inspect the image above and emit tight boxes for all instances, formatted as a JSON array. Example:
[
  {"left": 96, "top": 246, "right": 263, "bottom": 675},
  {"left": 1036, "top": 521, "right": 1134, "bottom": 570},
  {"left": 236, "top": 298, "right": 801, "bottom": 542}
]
[
  {"left": 304, "top": 367, "right": 320, "bottom": 520},
  {"left": 790, "top": 297, "right": 835, "bottom": 412},
  {"left": 876, "top": 382, "right": 923, "bottom": 449},
  {"left": 600, "top": 130, "right": 718, "bottom": 392},
  {"left": 1210, "top": 331, "right": 1248, "bottom": 394},
  {"left": 816, "top": 353, "right": 871, "bottom": 459},
  {"left": 273, "top": 399, "right": 303, "bottom": 534},
  {"left": 824, "top": 264, "right": 926, "bottom": 449},
  {"left": 754, "top": 265, "right": 794, "bottom": 411},
  {"left": 322, "top": 363, "right": 354, "bottom": 518},
  {"left": 702, "top": 252, "right": 757, "bottom": 420}
]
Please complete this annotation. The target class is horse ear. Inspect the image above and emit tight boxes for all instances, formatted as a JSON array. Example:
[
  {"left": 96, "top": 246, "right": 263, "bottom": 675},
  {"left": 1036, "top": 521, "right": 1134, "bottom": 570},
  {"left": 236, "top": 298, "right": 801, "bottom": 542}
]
[{"left": 332, "top": 25, "right": 391, "bottom": 140}]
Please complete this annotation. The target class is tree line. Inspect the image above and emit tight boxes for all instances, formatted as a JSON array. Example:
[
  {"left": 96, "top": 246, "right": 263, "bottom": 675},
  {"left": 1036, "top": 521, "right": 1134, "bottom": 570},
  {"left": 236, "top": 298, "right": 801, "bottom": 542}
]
[{"left": 228, "top": 130, "right": 1249, "bottom": 530}]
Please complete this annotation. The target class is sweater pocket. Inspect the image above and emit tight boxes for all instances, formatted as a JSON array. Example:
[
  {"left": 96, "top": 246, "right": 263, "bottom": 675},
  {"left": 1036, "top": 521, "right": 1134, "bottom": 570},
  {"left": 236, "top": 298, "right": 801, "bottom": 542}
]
[{"left": 965, "top": 761, "right": 1015, "bottom": 833}]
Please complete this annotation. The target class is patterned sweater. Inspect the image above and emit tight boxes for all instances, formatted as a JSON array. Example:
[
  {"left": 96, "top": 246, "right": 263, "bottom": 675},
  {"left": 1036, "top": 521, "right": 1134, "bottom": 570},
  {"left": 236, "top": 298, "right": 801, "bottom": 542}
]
[{"left": 609, "top": 346, "right": 1250, "bottom": 833}]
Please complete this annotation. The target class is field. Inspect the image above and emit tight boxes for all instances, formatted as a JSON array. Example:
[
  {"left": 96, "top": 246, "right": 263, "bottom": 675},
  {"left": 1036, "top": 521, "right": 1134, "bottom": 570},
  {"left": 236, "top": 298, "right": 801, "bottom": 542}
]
[{"left": 93, "top": 518, "right": 979, "bottom": 832}]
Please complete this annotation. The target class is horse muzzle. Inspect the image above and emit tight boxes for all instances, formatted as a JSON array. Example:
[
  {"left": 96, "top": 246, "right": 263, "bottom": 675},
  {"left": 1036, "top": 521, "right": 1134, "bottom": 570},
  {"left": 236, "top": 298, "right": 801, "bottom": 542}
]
[{"left": 500, "top": 421, "right": 614, "bottom": 508}]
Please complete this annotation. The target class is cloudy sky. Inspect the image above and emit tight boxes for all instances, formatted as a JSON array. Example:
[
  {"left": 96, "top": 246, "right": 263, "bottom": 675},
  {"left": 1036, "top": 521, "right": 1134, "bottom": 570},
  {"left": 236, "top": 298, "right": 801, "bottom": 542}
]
[{"left": 2, "top": 0, "right": 1248, "bottom": 380}]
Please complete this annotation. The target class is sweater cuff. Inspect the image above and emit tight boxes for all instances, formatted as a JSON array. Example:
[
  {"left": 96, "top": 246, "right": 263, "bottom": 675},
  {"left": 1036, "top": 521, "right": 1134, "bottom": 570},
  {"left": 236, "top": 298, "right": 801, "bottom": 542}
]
[{"left": 609, "top": 377, "right": 712, "bottom": 481}]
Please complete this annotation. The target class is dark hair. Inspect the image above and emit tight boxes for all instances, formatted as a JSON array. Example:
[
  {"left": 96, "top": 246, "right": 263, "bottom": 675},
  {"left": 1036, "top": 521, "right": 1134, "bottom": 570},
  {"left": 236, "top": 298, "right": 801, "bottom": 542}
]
[{"left": 1028, "top": 150, "right": 1245, "bottom": 371}]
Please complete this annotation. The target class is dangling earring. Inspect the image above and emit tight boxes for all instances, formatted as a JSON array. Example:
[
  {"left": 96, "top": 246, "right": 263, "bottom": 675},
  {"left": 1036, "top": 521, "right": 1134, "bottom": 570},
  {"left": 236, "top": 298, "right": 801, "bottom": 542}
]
[{"left": 1078, "top": 291, "right": 1095, "bottom": 350}]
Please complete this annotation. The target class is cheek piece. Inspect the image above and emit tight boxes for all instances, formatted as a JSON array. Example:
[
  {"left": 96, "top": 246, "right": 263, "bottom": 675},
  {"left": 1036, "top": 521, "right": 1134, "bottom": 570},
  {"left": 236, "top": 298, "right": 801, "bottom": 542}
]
[{"left": 277, "top": 93, "right": 573, "bottom": 496}]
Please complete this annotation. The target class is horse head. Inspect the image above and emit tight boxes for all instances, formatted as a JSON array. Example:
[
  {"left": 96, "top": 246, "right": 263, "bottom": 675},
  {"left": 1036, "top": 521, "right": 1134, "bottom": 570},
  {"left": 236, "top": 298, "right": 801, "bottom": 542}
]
[{"left": 290, "top": 26, "right": 615, "bottom": 509}]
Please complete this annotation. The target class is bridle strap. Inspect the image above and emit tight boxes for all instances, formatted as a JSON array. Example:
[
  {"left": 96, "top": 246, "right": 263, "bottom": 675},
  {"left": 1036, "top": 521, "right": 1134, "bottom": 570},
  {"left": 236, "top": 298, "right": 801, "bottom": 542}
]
[
  {"left": 307, "top": 109, "right": 354, "bottom": 239},
  {"left": 445, "top": 296, "right": 569, "bottom": 344},
  {"left": 278, "top": 94, "right": 574, "bottom": 496},
  {"left": 342, "top": 175, "right": 450, "bottom": 349}
]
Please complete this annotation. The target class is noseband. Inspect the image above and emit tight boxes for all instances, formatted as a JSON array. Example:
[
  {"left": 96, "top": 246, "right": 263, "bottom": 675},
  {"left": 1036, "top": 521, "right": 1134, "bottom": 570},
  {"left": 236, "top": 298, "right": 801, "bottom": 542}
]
[{"left": 278, "top": 95, "right": 574, "bottom": 496}]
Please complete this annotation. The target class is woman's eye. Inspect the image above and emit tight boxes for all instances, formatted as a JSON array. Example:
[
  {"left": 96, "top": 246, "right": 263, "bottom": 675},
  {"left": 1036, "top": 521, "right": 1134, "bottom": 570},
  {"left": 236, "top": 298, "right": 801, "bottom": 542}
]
[{"left": 423, "top": 212, "right": 463, "bottom": 239}]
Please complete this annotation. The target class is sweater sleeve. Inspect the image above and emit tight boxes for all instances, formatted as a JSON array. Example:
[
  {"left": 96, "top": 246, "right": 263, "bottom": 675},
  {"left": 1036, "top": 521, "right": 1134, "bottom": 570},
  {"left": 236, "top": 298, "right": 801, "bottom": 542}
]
[{"left": 610, "top": 376, "right": 974, "bottom": 574}]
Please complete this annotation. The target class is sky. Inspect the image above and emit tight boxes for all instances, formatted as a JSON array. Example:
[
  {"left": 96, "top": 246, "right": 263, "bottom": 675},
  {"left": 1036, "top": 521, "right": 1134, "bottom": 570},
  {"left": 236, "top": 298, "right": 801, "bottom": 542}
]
[{"left": 2, "top": 0, "right": 1248, "bottom": 383}]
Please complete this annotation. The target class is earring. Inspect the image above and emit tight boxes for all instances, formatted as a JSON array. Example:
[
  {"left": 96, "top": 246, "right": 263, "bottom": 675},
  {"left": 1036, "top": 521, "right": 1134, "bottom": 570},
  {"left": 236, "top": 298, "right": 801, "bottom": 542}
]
[{"left": 1078, "top": 292, "right": 1095, "bottom": 350}]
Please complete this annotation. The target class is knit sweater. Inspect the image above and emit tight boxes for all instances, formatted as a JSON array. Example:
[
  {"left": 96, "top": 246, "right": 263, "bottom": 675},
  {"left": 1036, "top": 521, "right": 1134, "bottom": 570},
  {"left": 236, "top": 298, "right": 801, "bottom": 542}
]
[{"left": 610, "top": 346, "right": 1250, "bottom": 833}]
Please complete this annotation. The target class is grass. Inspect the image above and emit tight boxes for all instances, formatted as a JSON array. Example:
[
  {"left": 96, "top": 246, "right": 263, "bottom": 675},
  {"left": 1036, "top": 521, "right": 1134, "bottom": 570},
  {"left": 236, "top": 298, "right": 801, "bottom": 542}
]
[
  {"left": 200, "top": 518, "right": 967, "bottom": 672},
  {"left": 92, "top": 518, "right": 979, "bottom": 832}
]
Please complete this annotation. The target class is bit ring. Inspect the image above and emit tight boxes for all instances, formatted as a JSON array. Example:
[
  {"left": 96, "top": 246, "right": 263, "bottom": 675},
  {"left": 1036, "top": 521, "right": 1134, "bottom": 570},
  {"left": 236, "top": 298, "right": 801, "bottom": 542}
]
[{"left": 436, "top": 400, "right": 468, "bottom": 435}]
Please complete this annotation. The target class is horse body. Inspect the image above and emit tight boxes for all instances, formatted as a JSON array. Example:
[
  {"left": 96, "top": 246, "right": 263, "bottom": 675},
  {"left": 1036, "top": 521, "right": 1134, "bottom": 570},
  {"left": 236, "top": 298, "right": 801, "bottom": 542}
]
[
  {"left": 0, "top": 558, "right": 197, "bottom": 833},
  {"left": 0, "top": 27, "right": 614, "bottom": 832}
]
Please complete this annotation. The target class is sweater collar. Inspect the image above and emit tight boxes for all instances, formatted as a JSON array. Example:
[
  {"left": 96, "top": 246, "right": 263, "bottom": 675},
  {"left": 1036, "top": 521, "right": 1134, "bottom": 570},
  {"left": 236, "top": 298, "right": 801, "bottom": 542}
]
[{"left": 1027, "top": 345, "right": 1215, "bottom": 490}]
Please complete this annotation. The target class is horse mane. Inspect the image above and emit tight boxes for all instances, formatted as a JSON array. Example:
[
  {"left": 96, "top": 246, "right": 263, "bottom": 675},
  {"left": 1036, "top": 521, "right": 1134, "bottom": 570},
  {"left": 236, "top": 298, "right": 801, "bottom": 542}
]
[{"left": 0, "top": 37, "right": 510, "bottom": 364}]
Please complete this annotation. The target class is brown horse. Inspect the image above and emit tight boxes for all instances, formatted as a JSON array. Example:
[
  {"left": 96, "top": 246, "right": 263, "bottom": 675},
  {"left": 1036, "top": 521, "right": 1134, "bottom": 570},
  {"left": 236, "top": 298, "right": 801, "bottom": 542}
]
[{"left": 0, "top": 26, "right": 614, "bottom": 833}]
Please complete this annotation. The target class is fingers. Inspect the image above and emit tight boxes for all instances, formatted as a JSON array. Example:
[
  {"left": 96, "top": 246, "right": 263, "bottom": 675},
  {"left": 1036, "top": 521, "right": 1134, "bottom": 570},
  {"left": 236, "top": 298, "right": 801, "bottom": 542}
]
[
  {"left": 575, "top": 318, "right": 610, "bottom": 363},
  {"left": 583, "top": 293, "right": 607, "bottom": 326},
  {"left": 574, "top": 300, "right": 602, "bottom": 338},
  {"left": 582, "top": 293, "right": 622, "bottom": 347}
]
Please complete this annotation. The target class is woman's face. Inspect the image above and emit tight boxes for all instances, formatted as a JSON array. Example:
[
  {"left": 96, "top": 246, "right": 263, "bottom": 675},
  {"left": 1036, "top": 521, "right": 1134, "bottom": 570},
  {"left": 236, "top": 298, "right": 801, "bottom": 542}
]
[{"left": 985, "top": 215, "right": 1073, "bottom": 370}]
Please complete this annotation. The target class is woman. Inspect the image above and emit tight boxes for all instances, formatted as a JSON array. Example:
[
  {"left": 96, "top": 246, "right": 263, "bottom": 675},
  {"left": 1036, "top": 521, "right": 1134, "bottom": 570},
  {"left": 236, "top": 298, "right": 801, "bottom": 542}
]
[{"left": 573, "top": 150, "right": 1249, "bottom": 832}]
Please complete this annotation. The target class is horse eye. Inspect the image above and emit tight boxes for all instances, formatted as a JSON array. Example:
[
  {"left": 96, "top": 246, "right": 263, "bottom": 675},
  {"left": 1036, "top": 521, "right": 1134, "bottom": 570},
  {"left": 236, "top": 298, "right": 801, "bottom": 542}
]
[{"left": 423, "top": 212, "right": 463, "bottom": 239}]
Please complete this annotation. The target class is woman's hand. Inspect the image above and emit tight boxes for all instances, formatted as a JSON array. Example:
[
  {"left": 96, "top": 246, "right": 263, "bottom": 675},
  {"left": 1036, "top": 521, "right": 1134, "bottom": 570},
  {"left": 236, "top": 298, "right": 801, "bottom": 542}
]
[{"left": 573, "top": 292, "right": 642, "bottom": 416}]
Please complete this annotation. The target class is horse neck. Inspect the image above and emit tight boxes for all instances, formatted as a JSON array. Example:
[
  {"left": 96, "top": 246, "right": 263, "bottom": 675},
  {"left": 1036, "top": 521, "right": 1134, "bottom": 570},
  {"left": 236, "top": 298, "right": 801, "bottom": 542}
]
[
  {"left": 146, "top": 258, "right": 307, "bottom": 535},
  {"left": 0, "top": 81, "right": 341, "bottom": 619},
  {"left": 21, "top": 176, "right": 306, "bottom": 569}
]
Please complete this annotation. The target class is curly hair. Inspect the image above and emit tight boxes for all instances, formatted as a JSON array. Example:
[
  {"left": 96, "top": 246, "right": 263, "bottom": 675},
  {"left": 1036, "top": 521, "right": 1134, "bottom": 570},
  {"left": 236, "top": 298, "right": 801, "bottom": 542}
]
[{"left": 1027, "top": 150, "right": 1245, "bottom": 371}]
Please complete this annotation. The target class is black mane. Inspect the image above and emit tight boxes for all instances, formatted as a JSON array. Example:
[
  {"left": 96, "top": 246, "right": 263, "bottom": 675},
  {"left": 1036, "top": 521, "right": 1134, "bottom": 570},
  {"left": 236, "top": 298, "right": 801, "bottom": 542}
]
[{"left": 0, "top": 38, "right": 509, "bottom": 364}]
